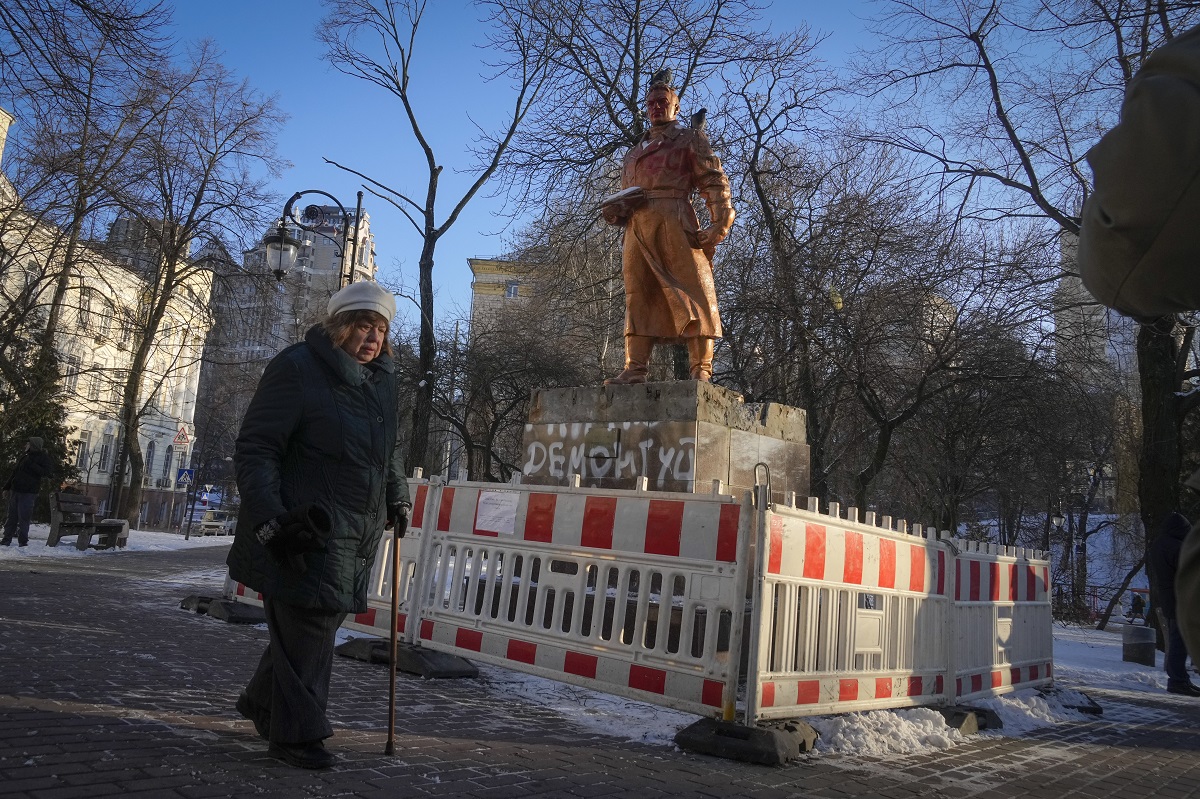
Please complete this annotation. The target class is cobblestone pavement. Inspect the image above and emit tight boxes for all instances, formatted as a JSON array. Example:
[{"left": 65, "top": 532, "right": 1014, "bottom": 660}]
[{"left": 1, "top": 547, "right": 1199, "bottom": 799}]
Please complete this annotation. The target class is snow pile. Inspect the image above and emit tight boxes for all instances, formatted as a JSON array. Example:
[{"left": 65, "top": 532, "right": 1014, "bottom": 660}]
[{"left": 808, "top": 706, "right": 963, "bottom": 755}]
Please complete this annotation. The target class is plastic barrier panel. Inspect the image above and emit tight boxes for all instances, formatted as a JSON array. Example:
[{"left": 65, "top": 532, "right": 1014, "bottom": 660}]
[
  {"left": 346, "top": 479, "right": 435, "bottom": 640},
  {"left": 413, "top": 481, "right": 753, "bottom": 720},
  {"left": 224, "top": 575, "right": 263, "bottom": 607},
  {"left": 951, "top": 540, "right": 1052, "bottom": 701},
  {"left": 748, "top": 501, "right": 952, "bottom": 723}
]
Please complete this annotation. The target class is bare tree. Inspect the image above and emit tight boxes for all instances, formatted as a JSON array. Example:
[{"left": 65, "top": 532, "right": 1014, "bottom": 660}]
[
  {"left": 0, "top": 0, "right": 168, "bottom": 96},
  {"left": 857, "top": 0, "right": 1200, "bottom": 589},
  {"left": 431, "top": 305, "right": 590, "bottom": 482},
  {"left": 482, "top": 0, "right": 804, "bottom": 210},
  {"left": 105, "top": 44, "right": 285, "bottom": 524},
  {"left": 0, "top": 1, "right": 173, "bottom": 492},
  {"left": 315, "top": 0, "right": 554, "bottom": 474},
  {"left": 504, "top": 203, "right": 628, "bottom": 381}
]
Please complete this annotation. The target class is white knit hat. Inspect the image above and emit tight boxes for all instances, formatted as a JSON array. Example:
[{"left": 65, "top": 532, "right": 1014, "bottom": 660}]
[{"left": 327, "top": 281, "right": 396, "bottom": 322}]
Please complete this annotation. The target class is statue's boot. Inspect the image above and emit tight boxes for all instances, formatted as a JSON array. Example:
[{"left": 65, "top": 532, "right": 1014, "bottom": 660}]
[
  {"left": 688, "top": 337, "right": 714, "bottom": 382},
  {"left": 605, "top": 336, "right": 654, "bottom": 385}
]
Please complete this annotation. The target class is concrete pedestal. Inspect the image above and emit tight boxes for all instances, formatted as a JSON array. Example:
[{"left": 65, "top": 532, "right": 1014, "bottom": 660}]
[{"left": 520, "top": 381, "right": 809, "bottom": 500}]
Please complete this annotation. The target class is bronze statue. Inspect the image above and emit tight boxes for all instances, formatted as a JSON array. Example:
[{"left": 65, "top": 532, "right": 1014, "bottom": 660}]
[{"left": 601, "top": 68, "right": 734, "bottom": 384}]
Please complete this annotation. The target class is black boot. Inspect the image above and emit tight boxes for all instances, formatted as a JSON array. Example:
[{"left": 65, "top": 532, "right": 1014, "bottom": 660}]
[{"left": 268, "top": 740, "right": 336, "bottom": 769}]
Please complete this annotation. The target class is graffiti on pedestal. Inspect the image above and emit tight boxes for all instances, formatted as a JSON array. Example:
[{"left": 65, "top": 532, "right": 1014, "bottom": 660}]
[{"left": 523, "top": 421, "right": 695, "bottom": 490}]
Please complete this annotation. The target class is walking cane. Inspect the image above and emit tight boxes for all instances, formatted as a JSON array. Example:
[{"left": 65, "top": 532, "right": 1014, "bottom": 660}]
[{"left": 384, "top": 520, "right": 400, "bottom": 755}]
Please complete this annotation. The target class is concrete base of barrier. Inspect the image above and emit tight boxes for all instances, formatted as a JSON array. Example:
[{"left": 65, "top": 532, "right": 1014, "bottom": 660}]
[
  {"left": 205, "top": 599, "right": 266, "bottom": 624},
  {"left": 179, "top": 595, "right": 215, "bottom": 614},
  {"left": 675, "top": 718, "right": 817, "bottom": 765},
  {"left": 941, "top": 705, "right": 1003, "bottom": 733},
  {"left": 335, "top": 638, "right": 478, "bottom": 679}
]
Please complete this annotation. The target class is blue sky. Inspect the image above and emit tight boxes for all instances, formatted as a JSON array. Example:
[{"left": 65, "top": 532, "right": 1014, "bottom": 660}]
[{"left": 169, "top": 1, "right": 874, "bottom": 326}]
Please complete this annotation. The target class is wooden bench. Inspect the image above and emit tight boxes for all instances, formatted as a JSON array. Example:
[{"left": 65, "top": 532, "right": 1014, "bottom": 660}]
[{"left": 47, "top": 492, "right": 129, "bottom": 550}]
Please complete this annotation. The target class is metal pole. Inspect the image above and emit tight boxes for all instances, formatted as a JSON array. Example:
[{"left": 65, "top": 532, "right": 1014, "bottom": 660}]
[
  {"left": 183, "top": 484, "right": 195, "bottom": 540},
  {"left": 384, "top": 521, "right": 401, "bottom": 755},
  {"left": 345, "top": 190, "right": 363, "bottom": 288},
  {"left": 167, "top": 485, "right": 178, "bottom": 535}
]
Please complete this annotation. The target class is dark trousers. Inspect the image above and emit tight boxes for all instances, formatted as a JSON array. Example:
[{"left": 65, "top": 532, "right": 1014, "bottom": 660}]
[
  {"left": 243, "top": 597, "right": 347, "bottom": 744},
  {"left": 1166, "top": 616, "right": 1194, "bottom": 687},
  {"left": 3, "top": 492, "right": 36, "bottom": 545}
]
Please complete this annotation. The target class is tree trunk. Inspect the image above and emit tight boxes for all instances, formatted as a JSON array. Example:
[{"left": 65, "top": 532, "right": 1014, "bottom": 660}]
[
  {"left": 1136, "top": 318, "right": 1182, "bottom": 551},
  {"left": 40, "top": 212, "right": 86, "bottom": 362},
  {"left": 1095, "top": 557, "right": 1146, "bottom": 632},
  {"left": 408, "top": 242, "right": 437, "bottom": 473}
]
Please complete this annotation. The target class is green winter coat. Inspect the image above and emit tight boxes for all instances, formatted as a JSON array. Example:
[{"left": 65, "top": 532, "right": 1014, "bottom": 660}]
[{"left": 226, "top": 325, "right": 409, "bottom": 613}]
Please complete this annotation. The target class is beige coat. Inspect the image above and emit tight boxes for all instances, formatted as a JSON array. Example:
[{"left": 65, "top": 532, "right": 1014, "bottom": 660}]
[{"left": 1078, "top": 24, "right": 1200, "bottom": 318}]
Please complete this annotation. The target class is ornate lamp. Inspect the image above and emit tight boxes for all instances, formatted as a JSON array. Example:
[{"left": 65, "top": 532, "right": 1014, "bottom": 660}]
[
  {"left": 278, "top": 189, "right": 364, "bottom": 287},
  {"left": 262, "top": 220, "right": 302, "bottom": 281}
]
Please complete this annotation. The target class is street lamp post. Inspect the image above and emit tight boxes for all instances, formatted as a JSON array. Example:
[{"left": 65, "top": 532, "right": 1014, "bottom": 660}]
[
  {"left": 1048, "top": 510, "right": 1064, "bottom": 551},
  {"left": 266, "top": 189, "right": 365, "bottom": 287}
]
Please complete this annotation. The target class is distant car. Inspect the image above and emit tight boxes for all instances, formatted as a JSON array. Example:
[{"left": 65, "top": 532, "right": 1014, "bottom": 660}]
[{"left": 198, "top": 510, "right": 232, "bottom": 536}]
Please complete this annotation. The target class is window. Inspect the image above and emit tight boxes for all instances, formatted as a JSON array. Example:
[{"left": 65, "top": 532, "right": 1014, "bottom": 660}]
[
  {"left": 86, "top": 374, "right": 101, "bottom": 402},
  {"left": 78, "top": 287, "right": 92, "bottom": 330},
  {"left": 162, "top": 445, "right": 173, "bottom": 478},
  {"left": 63, "top": 356, "right": 82, "bottom": 392},
  {"left": 505, "top": 280, "right": 519, "bottom": 299},
  {"left": 118, "top": 309, "right": 134, "bottom": 344},
  {"left": 93, "top": 298, "right": 112, "bottom": 338},
  {"left": 145, "top": 441, "right": 156, "bottom": 477},
  {"left": 75, "top": 431, "right": 91, "bottom": 470},
  {"left": 98, "top": 434, "right": 113, "bottom": 473}
]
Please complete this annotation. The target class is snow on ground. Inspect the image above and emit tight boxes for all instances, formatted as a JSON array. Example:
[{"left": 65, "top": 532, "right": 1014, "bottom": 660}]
[
  {"left": 0, "top": 522, "right": 233, "bottom": 557},
  {"left": 5, "top": 522, "right": 1193, "bottom": 757}
]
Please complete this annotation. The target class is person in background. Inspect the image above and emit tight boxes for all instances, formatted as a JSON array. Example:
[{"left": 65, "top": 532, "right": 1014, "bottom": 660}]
[
  {"left": 1149, "top": 512, "right": 1200, "bottom": 696},
  {"left": 226, "top": 280, "right": 411, "bottom": 769},
  {"left": 1130, "top": 591, "right": 1146, "bottom": 622},
  {"left": 2, "top": 437, "right": 54, "bottom": 547}
]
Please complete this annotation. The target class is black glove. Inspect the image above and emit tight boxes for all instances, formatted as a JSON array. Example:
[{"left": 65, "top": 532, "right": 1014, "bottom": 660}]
[
  {"left": 256, "top": 504, "right": 333, "bottom": 572},
  {"left": 386, "top": 502, "right": 411, "bottom": 538}
]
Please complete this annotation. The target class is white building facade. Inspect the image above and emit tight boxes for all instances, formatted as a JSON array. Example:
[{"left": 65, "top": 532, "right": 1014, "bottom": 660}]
[{"left": 0, "top": 108, "right": 213, "bottom": 527}]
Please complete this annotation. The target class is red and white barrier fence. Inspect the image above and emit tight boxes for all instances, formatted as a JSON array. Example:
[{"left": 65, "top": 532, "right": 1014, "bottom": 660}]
[
  {"left": 413, "top": 480, "right": 752, "bottom": 720},
  {"left": 746, "top": 497, "right": 952, "bottom": 723},
  {"left": 949, "top": 539, "right": 1052, "bottom": 701},
  {"left": 224, "top": 477, "right": 1052, "bottom": 727}
]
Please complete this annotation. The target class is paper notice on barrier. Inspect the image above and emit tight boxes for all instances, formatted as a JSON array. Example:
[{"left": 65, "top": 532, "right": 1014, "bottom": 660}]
[{"left": 475, "top": 490, "right": 520, "bottom": 535}]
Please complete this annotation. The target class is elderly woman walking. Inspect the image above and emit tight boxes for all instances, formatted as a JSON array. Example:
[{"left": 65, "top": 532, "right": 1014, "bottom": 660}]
[{"left": 227, "top": 280, "right": 411, "bottom": 769}]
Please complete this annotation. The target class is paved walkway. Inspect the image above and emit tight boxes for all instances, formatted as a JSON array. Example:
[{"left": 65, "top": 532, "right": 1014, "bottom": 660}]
[{"left": 1, "top": 546, "right": 1198, "bottom": 798}]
